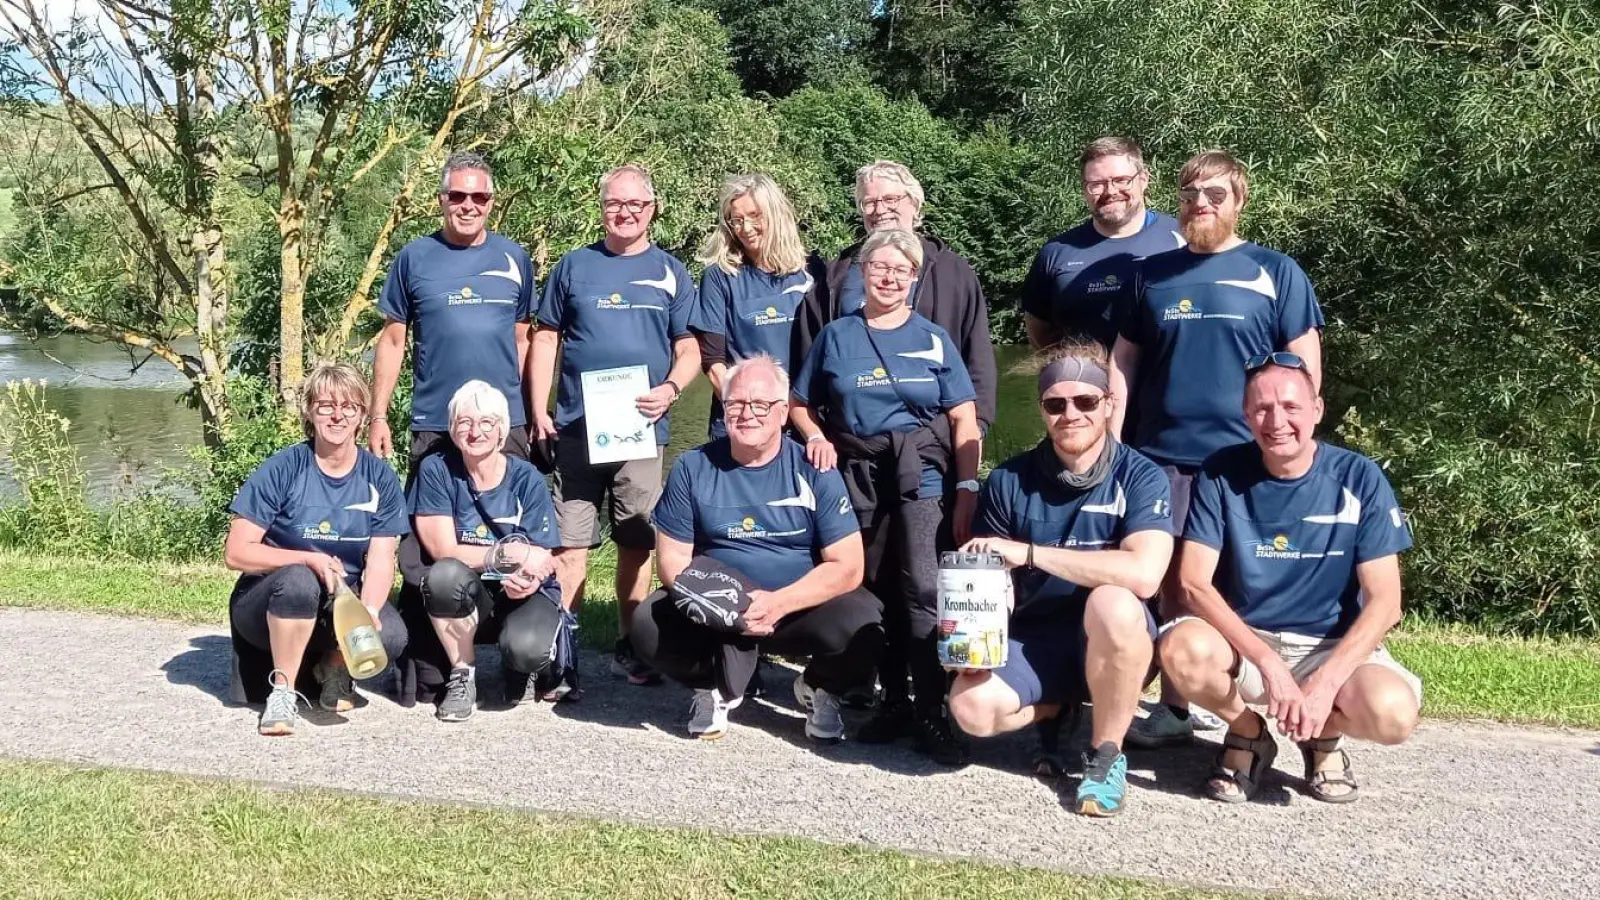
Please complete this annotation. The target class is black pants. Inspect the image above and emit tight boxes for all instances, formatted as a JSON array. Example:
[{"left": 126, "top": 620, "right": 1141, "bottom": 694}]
[
  {"left": 229, "top": 564, "right": 409, "bottom": 702},
  {"left": 862, "top": 496, "right": 946, "bottom": 713},
  {"left": 631, "top": 588, "right": 884, "bottom": 701}
]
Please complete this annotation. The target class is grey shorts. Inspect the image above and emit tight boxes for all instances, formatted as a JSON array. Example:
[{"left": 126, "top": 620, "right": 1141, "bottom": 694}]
[{"left": 551, "top": 436, "right": 662, "bottom": 551}]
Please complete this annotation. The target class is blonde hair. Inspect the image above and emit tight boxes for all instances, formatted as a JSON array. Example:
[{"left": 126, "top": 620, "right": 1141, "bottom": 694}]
[
  {"left": 300, "top": 362, "right": 371, "bottom": 440},
  {"left": 698, "top": 174, "right": 807, "bottom": 276},
  {"left": 1179, "top": 150, "right": 1250, "bottom": 208},
  {"left": 859, "top": 228, "right": 924, "bottom": 272},
  {"left": 853, "top": 160, "right": 925, "bottom": 227}
]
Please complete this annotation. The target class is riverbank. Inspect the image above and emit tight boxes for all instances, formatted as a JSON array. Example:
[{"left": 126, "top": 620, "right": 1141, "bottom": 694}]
[{"left": 1, "top": 549, "right": 1595, "bottom": 728}]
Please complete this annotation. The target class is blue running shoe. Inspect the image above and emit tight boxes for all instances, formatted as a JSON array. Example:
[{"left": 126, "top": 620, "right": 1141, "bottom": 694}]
[{"left": 1076, "top": 742, "right": 1128, "bottom": 817}]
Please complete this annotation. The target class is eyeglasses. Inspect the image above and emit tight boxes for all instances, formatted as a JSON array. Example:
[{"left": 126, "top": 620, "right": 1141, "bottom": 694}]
[
  {"left": 1084, "top": 173, "right": 1142, "bottom": 195},
  {"left": 865, "top": 261, "right": 916, "bottom": 282},
  {"left": 312, "top": 401, "right": 364, "bottom": 418},
  {"left": 451, "top": 416, "right": 503, "bottom": 434},
  {"left": 726, "top": 213, "right": 763, "bottom": 231},
  {"left": 603, "top": 199, "right": 655, "bottom": 214},
  {"left": 724, "top": 398, "right": 784, "bottom": 418},
  {"left": 443, "top": 190, "right": 493, "bottom": 206},
  {"left": 1039, "top": 394, "right": 1106, "bottom": 416},
  {"left": 1244, "top": 351, "right": 1309, "bottom": 374},
  {"left": 862, "top": 193, "right": 908, "bottom": 212},
  {"left": 1178, "top": 185, "right": 1231, "bottom": 206}
]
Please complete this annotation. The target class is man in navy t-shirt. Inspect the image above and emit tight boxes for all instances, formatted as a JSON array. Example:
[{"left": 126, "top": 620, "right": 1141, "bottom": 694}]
[
  {"left": 631, "top": 355, "right": 881, "bottom": 742},
  {"left": 530, "top": 164, "right": 700, "bottom": 686},
  {"left": 951, "top": 343, "right": 1174, "bottom": 818},
  {"left": 370, "top": 151, "right": 537, "bottom": 469},
  {"left": 1023, "top": 137, "right": 1185, "bottom": 352},
  {"left": 1160, "top": 354, "right": 1421, "bottom": 806},
  {"left": 1111, "top": 150, "right": 1326, "bottom": 749}
]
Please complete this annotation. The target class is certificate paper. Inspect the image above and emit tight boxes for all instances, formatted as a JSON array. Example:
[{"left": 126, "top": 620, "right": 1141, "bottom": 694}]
[{"left": 581, "top": 365, "right": 656, "bottom": 464}]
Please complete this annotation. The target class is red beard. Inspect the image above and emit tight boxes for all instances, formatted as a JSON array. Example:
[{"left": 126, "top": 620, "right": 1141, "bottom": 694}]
[{"left": 1181, "top": 209, "right": 1239, "bottom": 252}]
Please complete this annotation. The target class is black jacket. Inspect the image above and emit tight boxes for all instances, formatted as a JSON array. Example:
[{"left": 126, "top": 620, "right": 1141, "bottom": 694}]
[{"left": 793, "top": 235, "right": 998, "bottom": 429}]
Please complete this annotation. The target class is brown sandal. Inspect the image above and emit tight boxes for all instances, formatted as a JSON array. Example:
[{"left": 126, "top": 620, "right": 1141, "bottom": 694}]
[
  {"left": 1299, "top": 736, "right": 1360, "bottom": 803},
  {"left": 1205, "top": 711, "right": 1279, "bottom": 804}
]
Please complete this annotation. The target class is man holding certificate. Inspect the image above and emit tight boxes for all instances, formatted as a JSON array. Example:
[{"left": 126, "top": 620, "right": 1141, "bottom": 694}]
[{"left": 531, "top": 164, "right": 700, "bottom": 686}]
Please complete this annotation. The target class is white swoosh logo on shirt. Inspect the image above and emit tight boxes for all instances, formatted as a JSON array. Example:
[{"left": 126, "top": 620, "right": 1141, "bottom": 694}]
[
  {"left": 897, "top": 335, "right": 944, "bottom": 364},
  {"left": 1081, "top": 483, "right": 1127, "bottom": 516},
  {"left": 631, "top": 268, "right": 677, "bottom": 295},
  {"left": 781, "top": 273, "right": 815, "bottom": 296},
  {"left": 480, "top": 253, "right": 523, "bottom": 287},
  {"left": 767, "top": 473, "right": 816, "bottom": 512},
  {"left": 1172, "top": 230, "right": 1187, "bottom": 248},
  {"left": 344, "top": 484, "right": 380, "bottom": 513},
  {"left": 1215, "top": 266, "right": 1276, "bottom": 299},
  {"left": 491, "top": 499, "right": 524, "bottom": 527},
  {"left": 1303, "top": 488, "right": 1361, "bottom": 525}
]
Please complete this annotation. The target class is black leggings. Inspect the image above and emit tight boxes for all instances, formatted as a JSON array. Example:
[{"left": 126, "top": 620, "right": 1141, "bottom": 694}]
[
  {"left": 631, "top": 587, "right": 884, "bottom": 700},
  {"left": 229, "top": 564, "right": 409, "bottom": 675},
  {"left": 862, "top": 496, "right": 946, "bottom": 713}
]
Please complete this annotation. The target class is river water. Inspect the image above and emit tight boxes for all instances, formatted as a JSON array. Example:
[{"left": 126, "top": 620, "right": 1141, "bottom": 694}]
[{"left": 0, "top": 331, "right": 1045, "bottom": 500}]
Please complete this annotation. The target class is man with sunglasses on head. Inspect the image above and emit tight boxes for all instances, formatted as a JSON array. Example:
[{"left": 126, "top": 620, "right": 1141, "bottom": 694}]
[
  {"left": 631, "top": 354, "right": 881, "bottom": 742},
  {"left": 951, "top": 341, "right": 1173, "bottom": 817},
  {"left": 371, "top": 151, "right": 538, "bottom": 472},
  {"left": 1110, "top": 150, "right": 1326, "bottom": 749},
  {"left": 1159, "top": 353, "right": 1419, "bottom": 805},
  {"left": 530, "top": 164, "right": 700, "bottom": 687},
  {"left": 1023, "top": 137, "right": 1185, "bottom": 352}
]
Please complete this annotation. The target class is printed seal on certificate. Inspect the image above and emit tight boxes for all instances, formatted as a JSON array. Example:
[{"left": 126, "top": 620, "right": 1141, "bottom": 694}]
[{"left": 581, "top": 364, "right": 657, "bottom": 465}]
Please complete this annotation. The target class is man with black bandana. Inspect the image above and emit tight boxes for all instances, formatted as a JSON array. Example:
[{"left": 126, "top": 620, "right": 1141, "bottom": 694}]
[{"left": 952, "top": 341, "right": 1174, "bottom": 817}]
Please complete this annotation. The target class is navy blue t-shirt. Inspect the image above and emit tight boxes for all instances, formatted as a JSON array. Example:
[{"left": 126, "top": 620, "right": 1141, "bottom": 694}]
[
  {"left": 410, "top": 453, "right": 560, "bottom": 549},
  {"left": 1184, "top": 442, "right": 1412, "bottom": 638},
  {"left": 537, "top": 242, "right": 695, "bottom": 446},
  {"left": 793, "top": 312, "right": 976, "bottom": 498},
  {"left": 691, "top": 262, "right": 814, "bottom": 439},
  {"left": 976, "top": 442, "right": 1172, "bottom": 619},
  {"left": 1119, "top": 242, "right": 1325, "bottom": 467},
  {"left": 377, "top": 231, "right": 536, "bottom": 431},
  {"left": 653, "top": 438, "right": 859, "bottom": 592},
  {"left": 230, "top": 443, "right": 409, "bottom": 589},
  {"left": 1022, "top": 210, "right": 1185, "bottom": 349}
]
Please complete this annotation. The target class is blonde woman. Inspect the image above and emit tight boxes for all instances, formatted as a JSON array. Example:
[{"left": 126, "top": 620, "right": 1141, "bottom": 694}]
[
  {"left": 224, "top": 363, "right": 409, "bottom": 736},
  {"left": 692, "top": 173, "right": 827, "bottom": 438}
]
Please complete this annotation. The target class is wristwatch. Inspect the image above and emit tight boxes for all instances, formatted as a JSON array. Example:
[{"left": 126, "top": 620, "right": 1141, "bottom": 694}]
[{"left": 956, "top": 479, "right": 980, "bottom": 493}]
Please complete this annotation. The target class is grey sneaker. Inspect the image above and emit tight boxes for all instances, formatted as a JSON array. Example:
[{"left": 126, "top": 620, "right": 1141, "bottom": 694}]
[
  {"left": 792, "top": 674, "right": 814, "bottom": 712},
  {"left": 687, "top": 688, "right": 740, "bottom": 741},
  {"left": 258, "top": 671, "right": 306, "bottom": 736},
  {"left": 805, "top": 686, "right": 845, "bottom": 743},
  {"left": 436, "top": 666, "right": 476, "bottom": 722},
  {"left": 1126, "top": 703, "right": 1195, "bottom": 749},
  {"left": 313, "top": 659, "right": 355, "bottom": 712}
]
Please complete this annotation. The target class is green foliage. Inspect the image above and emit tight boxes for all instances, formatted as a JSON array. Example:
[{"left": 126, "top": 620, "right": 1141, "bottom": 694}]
[
  {"left": 693, "top": 0, "right": 875, "bottom": 97},
  {"left": 0, "top": 379, "right": 95, "bottom": 550}
]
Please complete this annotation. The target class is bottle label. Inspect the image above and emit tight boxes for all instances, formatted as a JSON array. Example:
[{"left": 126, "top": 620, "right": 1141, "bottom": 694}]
[{"left": 346, "top": 626, "right": 384, "bottom": 676}]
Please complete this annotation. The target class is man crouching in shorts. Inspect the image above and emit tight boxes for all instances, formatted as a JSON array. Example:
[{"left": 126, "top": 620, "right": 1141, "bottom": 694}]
[
  {"left": 951, "top": 341, "right": 1174, "bottom": 817},
  {"left": 1160, "top": 352, "right": 1421, "bottom": 805}
]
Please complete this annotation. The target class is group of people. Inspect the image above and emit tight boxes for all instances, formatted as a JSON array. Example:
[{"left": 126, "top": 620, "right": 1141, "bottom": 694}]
[{"left": 223, "top": 139, "right": 1422, "bottom": 819}]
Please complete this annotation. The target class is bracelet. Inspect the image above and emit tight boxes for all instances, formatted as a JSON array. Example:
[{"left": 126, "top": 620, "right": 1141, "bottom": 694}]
[
  {"left": 1026, "top": 543, "right": 1035, "bottom": 568},
  {"left": 806, "top": 433, "right": 826, "bottom": 444},
  {"left": 664, "top": 379, "right": 682, "bottom": 403},
  {"left": 371, "top": 416, "right": 388, "bottom": 423}
]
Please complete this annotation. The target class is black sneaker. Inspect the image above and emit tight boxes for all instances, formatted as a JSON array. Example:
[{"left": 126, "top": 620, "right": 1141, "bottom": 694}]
[
  {"left": 913, "top": 709, "right": 970, "bottom": 767},
  {"left": 610, "top": 637, "right": 662, "bottom": 686},
  {"left": 841, "top": 682, "right": 878, "bottom": 709},
  {"left": 855, "top": 698, "right": 914, "bottom": 744},
  {"left": 436, "top": 665, "right": 476, "bottom": 722}
]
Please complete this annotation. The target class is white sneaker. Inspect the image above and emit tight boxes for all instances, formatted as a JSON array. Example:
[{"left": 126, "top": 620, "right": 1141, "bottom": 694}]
[
  {"left": 687, "top": 688, "right": 740, "bottom": 741},
  {"left": 1190, "top": 705, "right": 1226, "bottom": 731},
  {"left": 1126, "top": 703, "right": 1195, "bottom": 749},
  {"left": 805, "top": 686, "right": 845, "bottom": 743},
  {"left": 793, "top": 675, "right": 814, "bottom": 712}
]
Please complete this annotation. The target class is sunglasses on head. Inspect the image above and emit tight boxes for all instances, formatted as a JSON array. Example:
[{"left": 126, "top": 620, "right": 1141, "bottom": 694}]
[
  {"left": 1040, "top": 394, "right": 1106, "bottom": 416},
  {"left": 1245, "top": 351, "right": 1309, "bottom": 373},
  {"left": 444, "top": 190, "right": 493, "bottom": 206}
]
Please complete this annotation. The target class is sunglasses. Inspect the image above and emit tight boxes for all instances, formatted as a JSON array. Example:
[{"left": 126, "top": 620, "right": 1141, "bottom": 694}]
[
  {"left": 1178, "top": 185, "right": 1231, "bottom": 206},
  {"left": 1040, "top": 394, "right": 1106, "bottom": 416},
  {"left": 1245, "top": 351, "right": 1309, "bottom": 373},
  {"left": 443, "top": 190, "right": 493, "bottom": 206}
]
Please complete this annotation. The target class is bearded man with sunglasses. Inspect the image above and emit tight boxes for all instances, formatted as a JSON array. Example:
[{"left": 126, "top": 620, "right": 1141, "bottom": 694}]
[
  {"left": 951, "top": 342, "right": 1174, "bottom": 817},
  {"left": 371, "top": 151, "right": 538, "bottom": 472}
]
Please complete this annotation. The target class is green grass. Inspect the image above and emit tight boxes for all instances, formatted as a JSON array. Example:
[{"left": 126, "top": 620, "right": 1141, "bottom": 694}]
[
  {"left": 2, "top": 550, "right": 1597, "bottom": 728},
  {"left": 0, "top": 759, "right": 1259, "bottom": 900}
]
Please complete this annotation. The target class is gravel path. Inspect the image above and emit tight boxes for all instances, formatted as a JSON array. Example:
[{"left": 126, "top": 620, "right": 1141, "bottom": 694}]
[{"left": 1, "top": 607, "right": 1595, "bottom": 898}]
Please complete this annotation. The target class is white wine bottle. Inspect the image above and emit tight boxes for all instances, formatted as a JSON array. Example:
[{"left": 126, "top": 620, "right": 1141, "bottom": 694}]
[{"left": 332, "top": 581, "right": 388, "bottom": 679}]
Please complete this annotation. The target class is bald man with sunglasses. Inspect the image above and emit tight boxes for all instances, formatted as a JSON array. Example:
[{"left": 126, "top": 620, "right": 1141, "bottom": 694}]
[{"left": 952, "top": 342, "right": 1174, "bottom": 817}]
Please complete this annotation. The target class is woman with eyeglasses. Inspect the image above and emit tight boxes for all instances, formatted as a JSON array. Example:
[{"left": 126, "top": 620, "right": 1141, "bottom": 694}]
[
  {"left": 224, "top": 362, "right": 410, "bottom": 736},
  {"left": 791, "top": 228, "right": 982, "bottom": 765},
  {"left": 691, "top": 173, "right": 828, "bottom": 440},
  {"left": 395, "top": 380, "right": 570, "bottom": 721}
]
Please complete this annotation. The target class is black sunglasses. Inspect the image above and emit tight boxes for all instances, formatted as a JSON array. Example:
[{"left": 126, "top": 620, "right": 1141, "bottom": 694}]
[
  {"left": 1040, "top": 394, "right": 1106, "bottom": 416},
  {"left": 443, "top": 190, "right": 493, "bottom": 206},
  {"left": 1245, "top": 351, "right": 1309, "bottom": 373}
]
